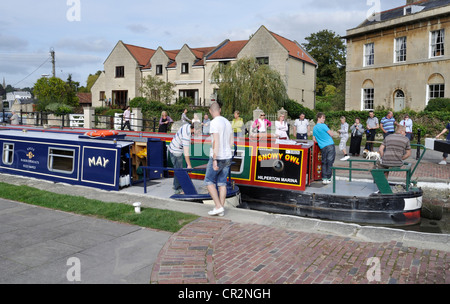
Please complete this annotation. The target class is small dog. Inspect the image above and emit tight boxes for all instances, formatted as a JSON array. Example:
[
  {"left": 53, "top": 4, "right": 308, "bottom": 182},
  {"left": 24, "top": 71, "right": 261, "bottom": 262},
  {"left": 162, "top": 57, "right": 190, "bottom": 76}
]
[
  {"left": 366, "top": 151, "right": 381, "bottom": 161},
  {"left": 362, "top": 149, "right": 369, "bottom": 158}
]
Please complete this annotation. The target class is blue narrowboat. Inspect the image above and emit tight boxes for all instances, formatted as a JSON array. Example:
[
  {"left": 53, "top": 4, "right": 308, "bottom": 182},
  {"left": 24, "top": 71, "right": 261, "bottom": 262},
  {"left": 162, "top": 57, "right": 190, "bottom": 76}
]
[{"left": 0, "top": 129, "right": 132, "bottom": 191}]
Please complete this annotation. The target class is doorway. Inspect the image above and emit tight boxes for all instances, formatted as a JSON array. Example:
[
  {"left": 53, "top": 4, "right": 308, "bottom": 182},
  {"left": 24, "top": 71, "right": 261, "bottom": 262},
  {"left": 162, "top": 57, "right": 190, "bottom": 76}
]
[
  {"left": 112, "top": 90, "right": 128, "bottom": 108},
  {"left": 394, "top": 90, "right": 405, "bottom": 111}
]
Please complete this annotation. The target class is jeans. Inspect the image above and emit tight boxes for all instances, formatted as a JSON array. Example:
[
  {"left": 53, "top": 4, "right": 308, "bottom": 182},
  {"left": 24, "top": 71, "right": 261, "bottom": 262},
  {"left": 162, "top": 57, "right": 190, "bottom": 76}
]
[
  {"left": 383, "top": 131, "right": 394, "bottom": 139},
  {"left": 364, "top": 129, "right": 376, "bottom": 151},
  {"left": 297, "top": 133, "right": 307, "bottom": 140},
  {"left": 321, "top": 144, "right": 336, "bottom": 180},
  {"left": 170, "top": 152, "right": 183, "bottom": 191},
  {"left": 204, "top": 158, "right": 232, "bottom": 187},
  {"left": 444, "top": 140, "right": 450, "bottom": 159}
]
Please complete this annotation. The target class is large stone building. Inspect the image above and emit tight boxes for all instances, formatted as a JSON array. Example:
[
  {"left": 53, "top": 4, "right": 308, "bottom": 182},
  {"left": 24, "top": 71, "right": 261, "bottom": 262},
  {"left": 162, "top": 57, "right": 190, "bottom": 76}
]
[
  {"left": 91, "top": 26, "right": 317, "bottom": 109},
  {"left": 344, "top": 0, "right": 450, "bottom": 111}
]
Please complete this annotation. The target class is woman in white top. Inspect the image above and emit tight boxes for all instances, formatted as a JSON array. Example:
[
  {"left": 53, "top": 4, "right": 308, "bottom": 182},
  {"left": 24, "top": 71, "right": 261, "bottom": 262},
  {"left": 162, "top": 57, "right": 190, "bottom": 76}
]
[
  {"left": 275, "top": 113, "right": 288, "bottom": 139},
  {"left": 399, "top": 114, "right": 413, "bottom": 141}
]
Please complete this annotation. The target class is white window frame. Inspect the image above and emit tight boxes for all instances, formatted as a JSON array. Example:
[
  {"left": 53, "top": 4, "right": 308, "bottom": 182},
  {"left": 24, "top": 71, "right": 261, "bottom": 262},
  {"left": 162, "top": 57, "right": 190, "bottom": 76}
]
[
  {"left": 364, "top": 43, "right": 374, "bottom": 67},
  {"left": 362, "top": 88, "right": 375, "bottom": 111},
  {"left": 426, "top": 83, "right": 445, "bottom": 105},
  {"left": 394, "top": 36, "right": 407, "bottom": 63},
  {"left": 48, "top": 147, "right": 75, "bottom": 174},
  {"left": 2, "top": 143, "right": 14, "bottom": 165},
  {"left": 430, "top": 29, "right": 445, "bottom": 58}
]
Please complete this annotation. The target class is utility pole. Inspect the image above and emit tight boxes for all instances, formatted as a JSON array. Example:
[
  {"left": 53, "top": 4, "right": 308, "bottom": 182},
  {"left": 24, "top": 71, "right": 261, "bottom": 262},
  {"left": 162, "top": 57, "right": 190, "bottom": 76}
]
[{"left": 50, "top": 48, "right": 55, "bottom": 78}]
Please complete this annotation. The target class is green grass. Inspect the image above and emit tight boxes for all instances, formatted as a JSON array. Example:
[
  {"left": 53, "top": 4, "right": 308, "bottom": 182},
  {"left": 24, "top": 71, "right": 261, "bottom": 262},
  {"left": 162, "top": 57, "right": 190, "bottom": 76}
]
[{"left": 0, "top": 182, "right": 199, "bottom": 233}]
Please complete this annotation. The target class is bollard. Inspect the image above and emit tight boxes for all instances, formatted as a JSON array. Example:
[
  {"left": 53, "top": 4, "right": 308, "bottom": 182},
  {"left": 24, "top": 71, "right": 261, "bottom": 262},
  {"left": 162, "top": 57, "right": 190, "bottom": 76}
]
[
  {"left": 133, "top": 202, "right": 142, "bottom": 214},
  {"left": 416, "top": 128, "right": 421, "bottom": 160}
]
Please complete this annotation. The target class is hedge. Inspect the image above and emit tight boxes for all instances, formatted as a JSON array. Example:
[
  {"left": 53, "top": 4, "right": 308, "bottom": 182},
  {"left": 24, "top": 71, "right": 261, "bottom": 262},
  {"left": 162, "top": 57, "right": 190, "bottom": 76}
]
[{"left": 122, "top": 97, "right": 449, "bottom": 137}]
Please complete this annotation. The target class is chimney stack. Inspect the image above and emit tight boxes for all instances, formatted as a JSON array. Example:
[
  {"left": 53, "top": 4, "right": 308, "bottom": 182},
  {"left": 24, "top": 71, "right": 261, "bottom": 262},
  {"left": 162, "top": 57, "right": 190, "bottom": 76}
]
[{"left": 406, "top": 0, "right": 415, "bottom": 4}]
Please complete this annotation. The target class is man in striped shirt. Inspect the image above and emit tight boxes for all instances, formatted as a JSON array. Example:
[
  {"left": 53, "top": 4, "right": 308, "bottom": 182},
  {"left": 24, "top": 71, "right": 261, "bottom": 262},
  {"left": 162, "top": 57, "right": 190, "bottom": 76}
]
[
  {"left": 168, "top": 123, "right": 197, "bottom": 194},
  {"left": 380, "top": 111, "right": 397, "bottom": 138},
  {"left": 378, "top": 125, "right": 411, "bottom": 178}
]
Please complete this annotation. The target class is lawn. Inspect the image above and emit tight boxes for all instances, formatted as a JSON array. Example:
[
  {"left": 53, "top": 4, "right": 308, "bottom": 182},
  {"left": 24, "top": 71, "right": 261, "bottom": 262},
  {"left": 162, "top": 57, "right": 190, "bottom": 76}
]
[{"left": 0, "top": 182, "right": 199, "bottom": 233}]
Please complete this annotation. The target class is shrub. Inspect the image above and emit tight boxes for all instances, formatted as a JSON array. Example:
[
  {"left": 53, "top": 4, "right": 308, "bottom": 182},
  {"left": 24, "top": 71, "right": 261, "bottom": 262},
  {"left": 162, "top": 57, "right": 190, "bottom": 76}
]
[
  {"left": 424, "top": 98, "right": 450, "bottom": 112},
  {"left": 284, "top": 99, "right": 315, "bottom": 120}
]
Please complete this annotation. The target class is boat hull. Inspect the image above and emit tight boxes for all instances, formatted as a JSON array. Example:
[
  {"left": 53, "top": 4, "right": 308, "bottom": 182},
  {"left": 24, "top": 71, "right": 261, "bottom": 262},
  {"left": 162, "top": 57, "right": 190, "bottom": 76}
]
[{"left": 239, "top": 184, "right": 423, "bottom": 226}]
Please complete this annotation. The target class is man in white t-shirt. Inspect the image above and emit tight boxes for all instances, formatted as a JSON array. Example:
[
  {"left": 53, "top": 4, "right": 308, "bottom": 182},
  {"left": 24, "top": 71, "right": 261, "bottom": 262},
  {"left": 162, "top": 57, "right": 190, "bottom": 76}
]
[
  {"left": 205, "top": 102, "right": 233, "bottom": 216},
  {"left": 293, "top": 113, "right": 310, "bottom": 139}
]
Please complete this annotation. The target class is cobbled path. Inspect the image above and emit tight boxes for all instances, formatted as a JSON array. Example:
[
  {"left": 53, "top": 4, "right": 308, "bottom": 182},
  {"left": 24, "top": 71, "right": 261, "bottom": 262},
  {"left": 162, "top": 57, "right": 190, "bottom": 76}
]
[{"left": 151, "top": 217, "right": 449, "bottom": 284}]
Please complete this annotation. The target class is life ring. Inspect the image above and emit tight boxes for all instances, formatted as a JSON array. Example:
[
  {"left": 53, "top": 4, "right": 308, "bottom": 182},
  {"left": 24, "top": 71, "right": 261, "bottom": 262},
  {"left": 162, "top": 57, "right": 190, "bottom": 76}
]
[{"left": 84, "top": 130, "right": 119, "bottom": 137}]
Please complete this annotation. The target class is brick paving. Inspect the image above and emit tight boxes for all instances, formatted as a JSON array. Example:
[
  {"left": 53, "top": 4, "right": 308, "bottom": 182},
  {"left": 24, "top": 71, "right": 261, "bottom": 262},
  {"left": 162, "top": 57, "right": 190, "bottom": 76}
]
[
  {"left": 150, "top": 151, "right": 449, "bottom": 285},
  {"left": 151, "top": 217, "right": 449, "bottom": 284}
]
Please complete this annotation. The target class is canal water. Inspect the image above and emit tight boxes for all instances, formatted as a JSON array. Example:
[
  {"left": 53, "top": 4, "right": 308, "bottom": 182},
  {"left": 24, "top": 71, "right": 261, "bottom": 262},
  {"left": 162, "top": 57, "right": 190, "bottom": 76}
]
[{"left": 402, "top": 199, "right": 449, "bottom": 234}]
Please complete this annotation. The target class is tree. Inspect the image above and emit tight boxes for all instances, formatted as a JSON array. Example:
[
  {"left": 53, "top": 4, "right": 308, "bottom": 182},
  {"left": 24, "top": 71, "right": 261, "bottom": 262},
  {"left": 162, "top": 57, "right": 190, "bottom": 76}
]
[
  {"left": 139, "top": 75, "right": 176, "bottom": 105},
  {"left": 33, "top": 76, "right": 79, "bottom": 112},
  {"left": 65, "top": 74, "right": 79, "bottom": 108},
  {"left": 302, "top": 30, "right": 346, "bottom": 96},
  {"left": 211, "top": 57, "right": 287, "bottom": 116},
  {"left": 78, "top": 70, "right": 102, "bottom": 93}
]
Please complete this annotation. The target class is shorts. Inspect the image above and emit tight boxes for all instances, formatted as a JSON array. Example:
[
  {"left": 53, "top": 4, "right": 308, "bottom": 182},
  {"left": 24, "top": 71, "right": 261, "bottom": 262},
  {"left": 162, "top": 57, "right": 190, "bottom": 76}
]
[
  {"left": 204, "top": 158, "right": 232, "bottom": 187},
  {"left": 339, "top": 136, "right": 348, "bottom": 151}
]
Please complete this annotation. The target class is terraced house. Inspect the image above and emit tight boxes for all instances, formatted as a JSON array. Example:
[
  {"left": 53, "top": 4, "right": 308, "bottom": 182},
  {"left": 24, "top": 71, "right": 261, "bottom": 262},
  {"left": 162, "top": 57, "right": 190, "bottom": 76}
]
[
  {"left": 344, "top": 0, "right": 450, "bottom": 111},
  {"left": 91, "top": 26, "right": 317, "bottom": 109}
]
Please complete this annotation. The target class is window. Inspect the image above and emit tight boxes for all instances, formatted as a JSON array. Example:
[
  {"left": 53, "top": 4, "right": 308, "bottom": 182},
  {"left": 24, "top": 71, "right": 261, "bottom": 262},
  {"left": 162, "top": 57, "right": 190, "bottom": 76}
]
[
  {"left": 219, "top": 61, "right": 230, "bottom": 73},
  {"left": 99, "top": 91, "right": 105, "bottom": 101},
  {"left": 48, "top": 148, "right": 75, "bottom": 173},
  {"left": 363, "top": 88, "right": 374, "bottom": 110},
  {"left": 394, "top": 37, "right": 407, "bottom": 62},
  {"left": 181, "top": 63, "right": 189, "bottom": 74},
  {"left": 430, "top": 29, "right": 445, "bottom": 57},
  {"left": 428, "top": 84, "right": 445, "bottom": 100},
  {"left": 364, "top": 43, "right": 374, "bottom": 66},
  {"left": 256, "top": 57, "right": 269, "bottom": 65},
  {"left": 2, "top": 143, "right": 14, "bottom": 165},
  {"left": 115, "top": 66, "right": 124, "bottom": 78},
  {"left": 156, "top": 65, "right": 163, "bottom": 75},
  {"left": 302, "top": 62, "right": 306, "bottom": 74}
]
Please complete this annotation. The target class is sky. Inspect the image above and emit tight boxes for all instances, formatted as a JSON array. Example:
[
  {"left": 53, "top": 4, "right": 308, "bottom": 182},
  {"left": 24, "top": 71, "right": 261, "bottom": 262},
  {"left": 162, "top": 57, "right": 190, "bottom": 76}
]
[{"left": 0, "top": 0, "right": 407, "bottom": 89}]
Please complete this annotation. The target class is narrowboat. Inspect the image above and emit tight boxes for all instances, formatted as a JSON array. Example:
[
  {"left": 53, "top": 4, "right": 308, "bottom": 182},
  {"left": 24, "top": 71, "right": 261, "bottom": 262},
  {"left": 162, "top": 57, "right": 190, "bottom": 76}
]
[
  {"left": 0, "top": 129, "right": 132, "bottom": 191},
  {"left": 0, "top": 128, "right": 239, "bottom": 204},
  {"left": 0, "top": 126, "right": 425, "bottom": 226}
]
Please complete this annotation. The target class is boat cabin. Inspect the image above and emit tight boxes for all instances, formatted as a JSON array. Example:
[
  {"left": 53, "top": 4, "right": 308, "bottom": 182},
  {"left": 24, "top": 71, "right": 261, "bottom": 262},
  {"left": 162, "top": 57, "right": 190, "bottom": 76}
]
[{"left": 0, "top": 130, "right": 132, "bottom": 191}]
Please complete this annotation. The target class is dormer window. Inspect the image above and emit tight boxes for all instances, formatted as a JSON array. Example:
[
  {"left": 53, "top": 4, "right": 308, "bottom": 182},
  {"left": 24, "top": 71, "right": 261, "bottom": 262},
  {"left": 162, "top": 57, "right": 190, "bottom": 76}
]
[
  {"left": 404, "top": 5, "right": 425, "bottom": 15},
  {"left": 181, "top": 63, "right": 189, "bottom": 74},
  {"left": 156, "top": 64, "right": 163, "bottom": 75}
]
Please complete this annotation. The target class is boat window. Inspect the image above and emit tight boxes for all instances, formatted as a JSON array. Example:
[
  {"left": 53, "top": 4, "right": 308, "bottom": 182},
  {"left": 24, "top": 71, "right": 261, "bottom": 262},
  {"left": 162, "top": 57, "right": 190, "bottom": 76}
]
[
  {"left": 48, "top": 148, "right": 75, "bottom": 174},
  {"left": 230, "top": 150, "right": 245, "bottom": 175},
  {"left": 2, "top": 143, "right": 14, "bottom": 165}
]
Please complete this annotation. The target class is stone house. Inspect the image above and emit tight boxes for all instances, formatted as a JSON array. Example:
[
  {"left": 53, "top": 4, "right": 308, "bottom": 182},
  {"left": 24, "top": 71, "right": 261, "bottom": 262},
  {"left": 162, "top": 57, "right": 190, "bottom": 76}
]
[
  {"left": 91, "top": 25, "right": 317, "bottom": 109},
  {"left": 344, "top": 0, "right": 450, "bottom": 111}
]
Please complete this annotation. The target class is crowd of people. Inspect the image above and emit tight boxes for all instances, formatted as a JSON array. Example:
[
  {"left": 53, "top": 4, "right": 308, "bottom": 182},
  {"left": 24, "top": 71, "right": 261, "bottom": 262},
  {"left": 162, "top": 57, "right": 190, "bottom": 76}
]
[{"left": 169, "top": 107, "right": 448, "bottom": 190}]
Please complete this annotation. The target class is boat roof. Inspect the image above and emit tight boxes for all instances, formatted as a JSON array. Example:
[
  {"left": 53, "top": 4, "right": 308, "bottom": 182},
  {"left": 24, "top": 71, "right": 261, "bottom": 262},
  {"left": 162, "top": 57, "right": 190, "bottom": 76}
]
[{"left": 0, "top": 129, "right": 133, "bottom": 148}]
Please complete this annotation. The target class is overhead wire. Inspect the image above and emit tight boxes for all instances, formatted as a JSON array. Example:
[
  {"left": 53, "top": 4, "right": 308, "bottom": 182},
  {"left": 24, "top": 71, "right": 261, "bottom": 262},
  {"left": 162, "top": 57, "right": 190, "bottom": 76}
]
[{"left": 12, "top": 55, "right": 52, "bottom": 87}]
